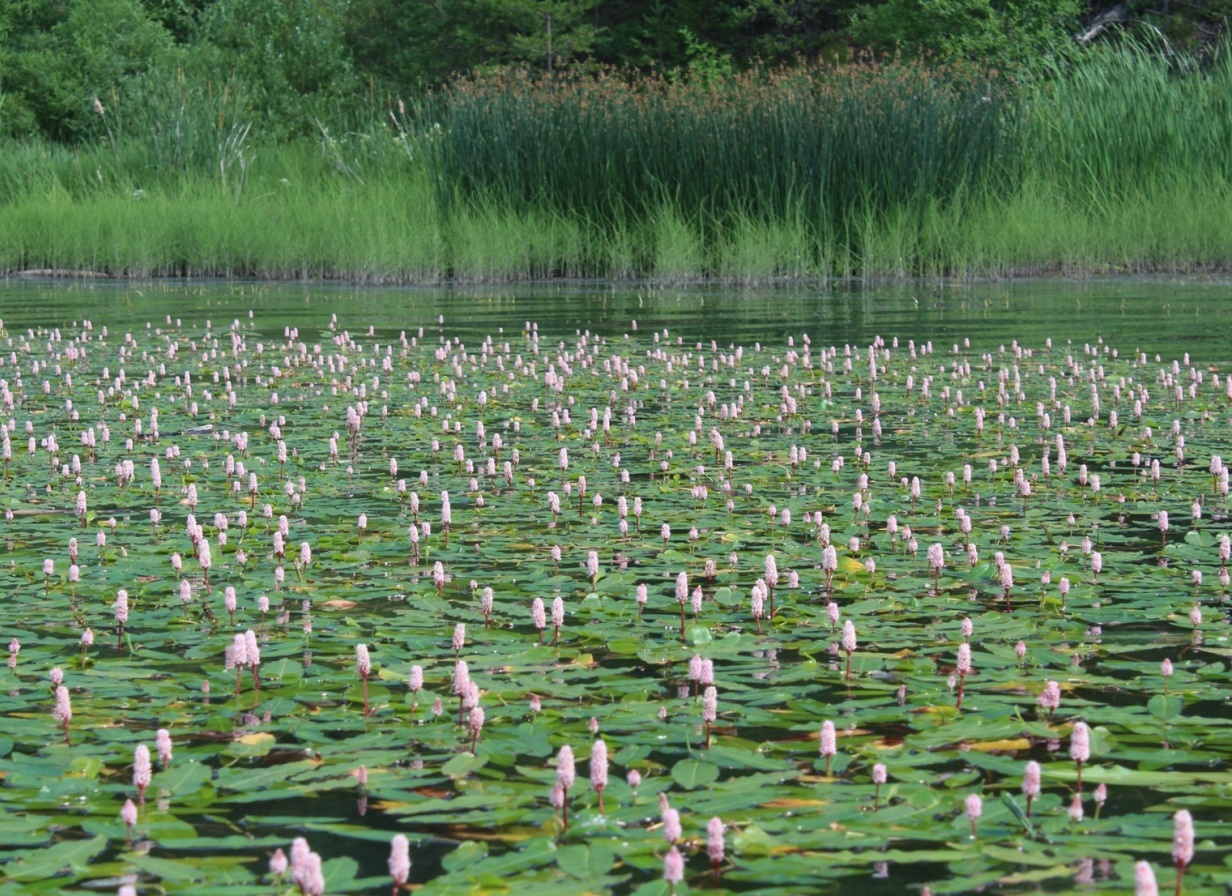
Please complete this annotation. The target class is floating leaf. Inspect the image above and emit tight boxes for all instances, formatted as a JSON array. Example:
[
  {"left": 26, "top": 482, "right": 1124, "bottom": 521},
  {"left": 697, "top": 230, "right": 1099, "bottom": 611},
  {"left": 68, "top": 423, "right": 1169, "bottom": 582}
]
[
  {"left": 6, "top": 835, "right": 106, "bottom": 881},
  {"left": 672, "top": 758, "right": 719, "bottom": 789}
]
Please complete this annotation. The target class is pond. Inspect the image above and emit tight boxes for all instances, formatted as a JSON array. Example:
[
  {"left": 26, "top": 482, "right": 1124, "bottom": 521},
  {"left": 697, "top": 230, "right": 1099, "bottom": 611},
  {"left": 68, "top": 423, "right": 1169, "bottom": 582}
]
[{"left": 0, "top": 277, "right": 1229, "bottom": 896}]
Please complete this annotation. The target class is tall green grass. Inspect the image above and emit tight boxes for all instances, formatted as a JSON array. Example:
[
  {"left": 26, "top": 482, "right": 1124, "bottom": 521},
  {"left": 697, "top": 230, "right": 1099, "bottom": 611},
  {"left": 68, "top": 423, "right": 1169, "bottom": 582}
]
[
  {"left": 426, "top": 62, "right": 1017, "bottom": 248},
  {"left": 2, "top": 45, "right": 1231, "bottom": 282},
  {"left": 1028, "top": 42, "right": 1232, "bottom": 199}
]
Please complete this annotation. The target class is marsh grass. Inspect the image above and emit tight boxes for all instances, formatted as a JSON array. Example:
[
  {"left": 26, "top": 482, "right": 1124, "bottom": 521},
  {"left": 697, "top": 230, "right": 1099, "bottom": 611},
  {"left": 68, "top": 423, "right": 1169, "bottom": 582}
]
[
  {"left": 2, "top": 45, "right": 1232, "bottom": 281},
  {"left": 1029, "top": 42, "right": 1232, "bottom": 200},
  {"left": 427, "top": 62, "right": 1016, "bottom": 250}
]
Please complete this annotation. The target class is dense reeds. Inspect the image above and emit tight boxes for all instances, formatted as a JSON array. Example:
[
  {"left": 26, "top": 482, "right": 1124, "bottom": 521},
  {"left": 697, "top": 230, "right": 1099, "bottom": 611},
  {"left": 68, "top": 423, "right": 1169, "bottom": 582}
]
[
  {"left": 2, "top": 44, "right": 1231, "bottom": 282},
  {"left": 427, "top": 62, "right": 1018, "bottom": 247}
]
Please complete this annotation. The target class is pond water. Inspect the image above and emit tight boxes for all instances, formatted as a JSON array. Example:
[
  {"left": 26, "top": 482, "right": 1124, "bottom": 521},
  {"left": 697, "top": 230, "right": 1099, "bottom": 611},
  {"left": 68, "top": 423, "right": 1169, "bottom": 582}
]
[
  {"left": 0, "top": 277, "right": 1230, "bottom": 896},
  {"left": 3, "top": 276, "right": 1231, "bottom": 349}
]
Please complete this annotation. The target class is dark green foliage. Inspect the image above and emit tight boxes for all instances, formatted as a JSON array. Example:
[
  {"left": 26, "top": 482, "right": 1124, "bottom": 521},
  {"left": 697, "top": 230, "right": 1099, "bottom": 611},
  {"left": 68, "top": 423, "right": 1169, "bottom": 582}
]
[
  {"left": 850, "top": 0, "right": 1085, "bottom": 68},
  {"left": 346, "top": 0, "right": 603, "bottom": 89},
  {"left": 725, "top": 0, "right": 861, "bottom": 63},
  {"left": 0, "top": 0, "right": 172, "bottom": 140},
  {"left": 137, "top": 0, "right": 214, "bottom": 42},
  {"left": 5, "top": 0, "right": 1232, "bottom": 144},
  {"left": 192, "top": 0, "right": 357, "bottom": 136}
]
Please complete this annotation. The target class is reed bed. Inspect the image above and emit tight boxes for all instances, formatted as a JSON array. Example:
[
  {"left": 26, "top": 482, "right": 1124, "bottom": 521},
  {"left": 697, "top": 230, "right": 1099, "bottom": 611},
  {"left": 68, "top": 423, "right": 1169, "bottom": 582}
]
[
  {"left": 1028, "top": 42, "right": 1232, "bottom": 199},
  {"left": 426, "top": 62, "right": 1018, "bottom": 245},
  {"left": 2, "top": 45, "right": 1231, "bottom": 281}
]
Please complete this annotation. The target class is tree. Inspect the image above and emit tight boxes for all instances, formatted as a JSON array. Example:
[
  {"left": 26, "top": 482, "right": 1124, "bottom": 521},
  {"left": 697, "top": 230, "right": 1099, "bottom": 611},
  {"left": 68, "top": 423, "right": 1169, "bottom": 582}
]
[
  {"left": 346, "top": 0, "right": 602, "bottom": 89},
  {"left": 0, "top": 0, "right": 172, "bottom": 139},
  {"left": 849, "top": 0, "right": 1085, "bottom": 67},
  {"left": 726, "top": 0, "right": 861, "bottom": 62},
  {"left": 195, "top": 0, "right": 357, "bottom": 133}
]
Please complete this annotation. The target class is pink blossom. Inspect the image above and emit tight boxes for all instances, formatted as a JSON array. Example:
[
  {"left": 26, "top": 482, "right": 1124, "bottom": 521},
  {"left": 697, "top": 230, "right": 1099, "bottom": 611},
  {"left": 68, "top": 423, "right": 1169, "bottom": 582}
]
[
  {"left": 1022, "top": 760, "right": 1041, "bottom": 798},
  {"left": 1069, "top": 793, "right": 1084, "bottom": 821},
  {"left": 556, "top": 745, "right": 575, "bottom": 791},
  {"left": 388, "top": 834, "right": 411, "bottom": 885},
  {"left": 707, "top": 816, "right": 725, "bottom": 865},
  {"left": 966, "top": 793, "right": 982, "bottom": 821},
  {"left": 663, "top": 807, "right": 682, "bottom": 842},
  {"left": 133, "top": 744, "right": 152, "bottom": 794},
  {"left": 1173, "top": 810, "right": 1195, "bottom": 867},
  {"left": 1070, "top": 721, "right": 1091, "bottom": 763},
  {"left": 590, "top": 738, "right": 609, "bottom": 792},
  {"left": 156, "top": 728, "right": 173, "bottom": 765},
  {"left": 1134, "top": 861, "right": 1159, "bottom": 896},
  {"left": 52, "top": 685, "right": 71, "bottom": 723},
  {"left": 820, "top": 720, "right": 836, "bottom": 758},
  {"left": 663, "top": 845, "right": 685, "bottom": 884}
]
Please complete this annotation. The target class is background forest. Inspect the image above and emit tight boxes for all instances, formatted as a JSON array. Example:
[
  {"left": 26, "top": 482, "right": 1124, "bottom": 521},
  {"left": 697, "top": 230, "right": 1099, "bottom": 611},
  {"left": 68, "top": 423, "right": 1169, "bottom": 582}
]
[{"left": 2, "top": 0, "right": 1228, "bottom": 144}]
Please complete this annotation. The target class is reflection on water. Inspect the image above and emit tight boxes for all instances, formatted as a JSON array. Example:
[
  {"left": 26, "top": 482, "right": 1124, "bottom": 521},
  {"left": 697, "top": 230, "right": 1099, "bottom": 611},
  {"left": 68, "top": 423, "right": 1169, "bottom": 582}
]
[{"left": 1, "top": 277, "right": 1229, "bottom": 359}]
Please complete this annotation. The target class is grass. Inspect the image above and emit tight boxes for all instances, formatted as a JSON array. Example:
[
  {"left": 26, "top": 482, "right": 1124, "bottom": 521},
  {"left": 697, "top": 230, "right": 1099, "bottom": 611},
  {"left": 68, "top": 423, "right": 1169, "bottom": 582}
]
[{"left": 2, "top": 44, "right": 1232, "bottom": 282}]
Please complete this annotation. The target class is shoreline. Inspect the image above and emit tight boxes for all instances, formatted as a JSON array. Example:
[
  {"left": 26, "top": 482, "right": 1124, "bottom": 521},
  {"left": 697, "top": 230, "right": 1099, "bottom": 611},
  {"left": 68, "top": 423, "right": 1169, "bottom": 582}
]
[
  {"left": 7, "top": 262, "right": 1232, "bottom": 288},
  {"left": 9, "top": 266, "right": 1232, "bottom": 290}
]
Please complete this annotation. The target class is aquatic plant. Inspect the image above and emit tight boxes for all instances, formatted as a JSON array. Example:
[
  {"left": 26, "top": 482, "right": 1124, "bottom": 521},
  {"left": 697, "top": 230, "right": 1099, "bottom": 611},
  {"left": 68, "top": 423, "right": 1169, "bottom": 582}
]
[{"left": 0, "top": 298, "right": 1225, "bottom": 895}]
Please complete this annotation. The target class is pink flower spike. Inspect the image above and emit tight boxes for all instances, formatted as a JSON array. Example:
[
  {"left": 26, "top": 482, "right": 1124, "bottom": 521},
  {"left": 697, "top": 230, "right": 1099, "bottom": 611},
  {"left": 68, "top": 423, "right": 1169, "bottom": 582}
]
[
  {"left": 120, "top": 798, "right": 138, "bottom": 843},
  {"left": 532, "top": 598, "right": 546, "bottom": 642},
  {"left": 133, "top": 744, "right": 152, "bottom": 803},
  {"left": 1093, "top": 782, "right": 1107, "bottom": 817},
  {"left": 356, "top": 644, "right": 372, "bottom": 715},
  {"left": 52, "top": 685, "right": 72, "bottom": 744},
  {"left": 955, "top": 643, "right": 972, "bottom": 711},
  {"left": 662, "top": 807, "right": 682, "bottom": 843},
  {"left": 1134, "top": 861, "right": 1159, "bottom": 896},
  {"left": 1038, "top": 680, "right": 1061, "bottom": 720},
  {"left": 820, "top": 720, "right": 837, "bottom": 775},
  {"left": 156, "top": 728, "right": 172, "bottom": 766},
  {"left": 1071, "top": 721, "right": 1091, "bottom": 789},
  {"left": 388, "top": 833, "right": 411, "bottom": 887},
  {"left": 966, "top": 793, "right": 982, "bottom": 837},
  {"left": 590, "top": 738, "right": 608, "bottom": 813},
  {"left": 556, "top": 745, "right": 575, "bottom": 832},
  {"left": 663, "top": 845, "right": 685, "bottom": 890},
  {"left": 707, "top": 816, "right": 725, "bottom": 882},
  {"left": 1068, "top": 792, "right": 1084, "bottom": 822},
  {"left": 1173, "top": 809, "right": 1195, "bottom": 871},
  {"left": 872, "top": 762, "right": 887, "bottom": 809},
  {"left": 1022, "top": 760, "right": 1041, "bottom": 817}
]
